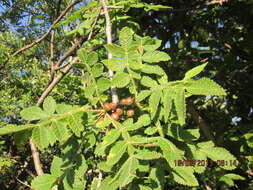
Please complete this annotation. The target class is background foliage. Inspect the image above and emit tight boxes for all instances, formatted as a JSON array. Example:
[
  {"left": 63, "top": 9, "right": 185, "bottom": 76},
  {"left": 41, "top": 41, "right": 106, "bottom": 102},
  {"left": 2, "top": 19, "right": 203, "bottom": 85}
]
[{"left": 0, "top": 0, "right": 253, "bottom": 189}]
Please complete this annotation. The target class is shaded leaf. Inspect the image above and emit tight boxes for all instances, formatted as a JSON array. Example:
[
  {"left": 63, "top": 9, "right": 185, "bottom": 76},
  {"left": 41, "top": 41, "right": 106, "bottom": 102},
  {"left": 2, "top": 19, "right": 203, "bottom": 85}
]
[
  {"left": 106, "top": 141, "right": 128, "bottom": 166},
  {"left": 95, "top": 129, "right": 121, "bottom": 155},
  {"left": 172, "top": 167, "right": 199, "bottom": 186},
  {"left": 111, "top": 156, "right": 139, "bottom": 188}
]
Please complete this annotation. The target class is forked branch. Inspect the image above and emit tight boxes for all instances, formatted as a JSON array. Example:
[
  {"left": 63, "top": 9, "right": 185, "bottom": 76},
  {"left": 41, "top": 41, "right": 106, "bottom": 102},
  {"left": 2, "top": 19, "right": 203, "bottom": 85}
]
[{"left": 12, "top": 0, "right": 81, "bottom": 57}]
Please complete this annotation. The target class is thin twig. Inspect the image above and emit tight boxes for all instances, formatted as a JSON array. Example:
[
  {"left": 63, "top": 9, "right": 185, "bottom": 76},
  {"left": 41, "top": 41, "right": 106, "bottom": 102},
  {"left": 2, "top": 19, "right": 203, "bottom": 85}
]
[
  {"left": 101, "top": 0, "right": 119, "bottom": 104},
  {"left": 49, "top": 29, "right": 56, "bottom": 82},
  {"left": 88, "top": 7, "right": 102, "bottom": 40},
  {"left": 206, "top": 0, "right": 228, "bottom": 5},
  {"left": 17, "top": 178, "right": 32, "bottom": 189},
  {"left": 29, "top": 138, "right": 44, "bottom": 176},
  {"left": 53, "top": 37, "right": 83, "bottom": 70},
  {"left": 54, "top": 29, "right": 99, "bottom": 71},
  {"left": 12, "top": 0, "right": 81, "bottom": 57}
]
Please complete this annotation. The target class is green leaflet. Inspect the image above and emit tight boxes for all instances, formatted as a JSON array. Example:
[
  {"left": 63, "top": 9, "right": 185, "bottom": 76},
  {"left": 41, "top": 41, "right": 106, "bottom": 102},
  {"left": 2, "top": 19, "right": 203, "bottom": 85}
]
[
  {"left": 119, "top": 27, "right": 133, "bottom": 47},
  {"left": 84, "top": 84, "right": 96, "bottom": 98},
  {"left": 62, "top": 155, "right": 87, "bottom": 190},
  {"left": 87, "top": 52, "right": 98, "bottom": 66},
  {"left": 142, "top": 37, "right": 162, "bottom": 51},
  {"left": 106, "top": 141, "right": 128, "bottom": 166},
  {"left": 91, "top": 63, "right": 104, "bottom": 78},
  {"left": 32, "top": 125, "right": 57, "bottom": 149},
  {"left": 142, "top": 50, "right": 170, "bottom": 63},
  {"left": 129, "top": 135, "right": 156, "bottom": 144},
  {"left": 31, "top": 174, "right": 57, "bottom": 190},
  {"left": 141, "top": 64, "right": 165, "bottom": 76},
  {"left": 67, "top": 112, "right": 84, "bottom": 137},
  {"left": 95, "top": 129, "right": 121, "bottom": 156},
  {"left": 141, "top": 76, "right": 158, "bottom": 87},
  {"left": 149, "top": 90, "right": 162, "bottom": 119},
  {"left": 50, "top": 156, "right": 64, "bottom": 177},
  {"left": 167, "top": 125, "right": 200, "bottom": 142},
  {"left": 172, "top": 167, "right": 199, "bottom": 186},
  {"left": 200, "top": 147, "right": 237, "bottom": 170},
  {"left": 92, "top": 177, "right": 118, "bottom": 190},
  {"left": 193, "top": 150, "right": 207, "bottom": 174},
  {"left": 163, "top": 89, "right": 173, "bottom": 123},
  {"left": 112, "top": 73, "right": 130, "bottom": 88},
  {"left": 183, "top": 63, "right": 207, "bottom": 80},
  {"left": 104, "top": 44, "right": 125, "bottom": 57},
  {"left": 77, "top": 50, "right": 98, "bottom": 66},
  {"left": 155, "top": 137, "right": 184, "bottom": 168},
  {"left": 110, "top": 156, "right": 139, "bottom": 188},
  {"left": 136, "top": 90, "right": 151, "bottom": 102},
  {"left": 20, "top": 106, "right": 49, "bottom": 121},
  {"left": 197, "top": 141, "right": 215, "bottom": 148},
  {"left": 226, "top": 173, "right": 245, "bottom": 180},
  {"left": 43, "top": 96, "right": 56, "bottom": 115},
  {"left": 139, "top": 185, "right": 153, "bottom": 190},
  {"left": 134, "top": 150, "right": 161, "bottom": 160},
  {"left": 51, "top": 120, "right": 70, "bottom": 142},
  {"left": 0, "top": 124, "right": 35, "bottom": 135},
  {"left": 219, "top": 173, "right": 245, "bottom": 187},
  {"left": 97, "top": 77, "right": 111, "bottom": 91},
  {"left": 136, "top": 114, "right": 151, "bottom": 126},
  {"left": 56, "top": 104, "right": 73, "bottom": 114},
  {"left": 63, "top": 169, "right": 86, "bottom": 190},
  {"left": 128, "top": 59, "right": 144, "bottom": 70},
  {"left": 173, "top": 88, "right": 186, "bottom": 126},
  {"left": 144, "top": 126, "right": 157, "bottom": 135},
  {"left": 102, "top": 58, "right": 125, "bottom": 72},
  {"left": 187, "top": 144, "right": 207, "bottom": 174},
  {"left": 185, "top": 78, "right": 226, "bottom": 95},
  {"left": 149, "top": 164, "right": 165, "bottom": 190}
]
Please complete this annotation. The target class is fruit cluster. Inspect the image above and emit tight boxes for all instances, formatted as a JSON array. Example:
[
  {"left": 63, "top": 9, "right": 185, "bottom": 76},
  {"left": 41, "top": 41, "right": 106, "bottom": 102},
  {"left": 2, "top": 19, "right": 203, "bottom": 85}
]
[{"left": 102, "top": 97, "right": 135, "bottom": 121}]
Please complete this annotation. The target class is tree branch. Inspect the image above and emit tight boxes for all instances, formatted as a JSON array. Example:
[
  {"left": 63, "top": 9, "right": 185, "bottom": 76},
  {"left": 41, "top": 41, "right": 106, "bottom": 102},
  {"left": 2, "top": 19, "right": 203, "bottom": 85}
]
[
  {"left": 54, "top": 29, "right": 99, "bottom": 71},
  {"left": 12, "top": 0, "right": 81, "bottom": 57},
  {"left": 101, "top": 0, "right": 119, "bottom": 104},
  {"left": 29, "top": 31, "right": 100, "bottom": 176}
]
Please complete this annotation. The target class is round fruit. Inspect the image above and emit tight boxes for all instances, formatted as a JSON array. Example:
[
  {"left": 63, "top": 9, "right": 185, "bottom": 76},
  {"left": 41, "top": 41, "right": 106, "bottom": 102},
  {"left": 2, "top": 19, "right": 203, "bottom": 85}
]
[
  {"left": 127, "top": 109, "right": 135, "bottom": 117},
  {"left": 126, "top": 97, "right": 133, "bottom": 105},
  {"left": 111, "top": 113, "right": 119, "bottom": 121},
  {"left": 109, "top": 102, "right": 117, "bottom": 110},
  {"left": 115, "top": 108, "right": 123, "bottom": 116},
  {"left": 120, "top": 98, "right": 127, "bottom": 105},
  {"left": 103, "top": 103, "right": 111, "bottom": 111}
]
